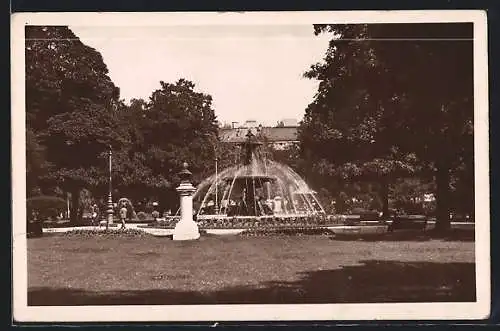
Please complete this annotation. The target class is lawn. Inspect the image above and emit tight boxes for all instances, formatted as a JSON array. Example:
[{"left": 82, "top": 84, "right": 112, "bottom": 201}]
[{"left": 28, "top": 233, "right": 476, "bottom": 305}]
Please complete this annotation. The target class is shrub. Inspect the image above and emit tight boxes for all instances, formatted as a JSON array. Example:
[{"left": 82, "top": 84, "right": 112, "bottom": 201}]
[
  {"left": 63, "top": 228, "right": 153, "bottom": 238},
  {"left": 344, "top": 216, "right": 361, "bottom": 226},
  {"left": 351, "top": 207, "right": 368, "bottom": 214},
  {"left": 144, "top": 214, "right": 346, "bottom": 230},
  {"left": 27, "top": 195, "right": 66, "bottom": 221},
  {"left": 240, "top": 227, "right": 335, "bottom": 237},
  {"left": 27, "top": 222, "right": 43, "bottom": 238},
  {"left": 144, "top": 204, "right": 154, "bottom": 214},
  {"left": 136, "top": 211, "right": 148, "bottom": 221},
  {"left": 153, "top": 217, "right": 179, "bottom": 228},
  {"left": 193, "top": 215, "right": 331, "bottom": 229},
  {"left": 350, "top": 207, "right": 380, "bottom": 221}
]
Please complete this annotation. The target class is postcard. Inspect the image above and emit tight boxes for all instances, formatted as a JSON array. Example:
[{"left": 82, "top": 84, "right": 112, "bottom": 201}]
[{"left": 11, "top": 10, "right": 490, "bottom": 322}]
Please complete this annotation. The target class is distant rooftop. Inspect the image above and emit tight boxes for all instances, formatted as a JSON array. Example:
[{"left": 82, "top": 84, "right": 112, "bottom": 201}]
[
  {"left": 280, "top": 118, "right": 299, "bottom": 127},
  {"left": 223, "top": 118, "right": 300, "bottom": 129},
  {"left": 219, "top": 126, "right": 298, "bottom": 143}
]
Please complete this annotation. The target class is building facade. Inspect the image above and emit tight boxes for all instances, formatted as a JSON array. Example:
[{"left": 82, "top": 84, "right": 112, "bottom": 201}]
[{"left": 219, "top": 123, "right": 299, "bottom": 150}]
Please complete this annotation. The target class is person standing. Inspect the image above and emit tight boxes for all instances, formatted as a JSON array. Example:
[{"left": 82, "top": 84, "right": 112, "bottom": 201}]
[
  {"left": 152, "top": 201, "right": 160, "bottom": 222},
  {"left": 91, "top": 203, "right": 99, "bottom": 226},
  {"left": 119, "top": 203, "right": 127, "bottom": 229}
]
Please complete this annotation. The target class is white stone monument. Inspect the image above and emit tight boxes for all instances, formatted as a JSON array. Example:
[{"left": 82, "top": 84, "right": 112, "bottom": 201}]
[{"left": 173, "top": 162, "right": 200, "bottom": 241}]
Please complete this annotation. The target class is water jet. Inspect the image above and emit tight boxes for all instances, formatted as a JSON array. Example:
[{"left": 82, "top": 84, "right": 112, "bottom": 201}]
[{"left": 193, "top": 130, "right": 325, "bottom": 226}]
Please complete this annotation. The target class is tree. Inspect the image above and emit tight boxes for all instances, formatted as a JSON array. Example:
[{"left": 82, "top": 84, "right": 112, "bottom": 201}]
[
  {"left": 25, "top": 27, "right": 224, "bottom": 220},
  {"left": 366, "top": 23, "right": 474, "bottom": 230},
  {"left": 26, "top": 26, "right": 120, "bottom": 132},
  {"left": 106, "top": 98, "right": 159, "bottom": 203},
  {"left": 130, "top": 79, "right": 219, "bottom": 210},
  {"left": 26, "top": 26, "right": 124, "bottom": 223},
  {"left": 300, "top": 24, "right": 418, "bottom": 217},
  {"left": 269, "top": 142, "right": 302, "bottom": 172},
  {"left": 390, "top": 178, "right": 436, "bottom": 215},
  {"left": 213, "top": 141, "right": 241, "bottom": 172},
  {"left": 26, "top": 127, "right": 50, "bottom": 195}
]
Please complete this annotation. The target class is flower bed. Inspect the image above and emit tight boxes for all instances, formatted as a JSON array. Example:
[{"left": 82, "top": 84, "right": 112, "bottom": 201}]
[
  {"left": 146, "top": 217, "right": 179, "bottom": 228},
  {"left": 43, "top": 222, "right": 105, "bottom": 229},
  {"left": 62, "top": 228, "right": 154, "bottom": 238},
  {"left": 197, "top": 216, "right": 332, "bottom": 229},
  {"left": 144, "top": 214, "right": 349, "bottom": 230},
  {"left": 240, "top": 227, "right": 335, "bottom": 237}
]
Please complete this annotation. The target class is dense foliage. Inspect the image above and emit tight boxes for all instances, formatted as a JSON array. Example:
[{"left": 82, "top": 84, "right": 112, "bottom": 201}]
[
  {"left": 63, "top": 228, "right": 154, "bottom": 238},
  {"left": 25, "top": 25, "right": 474, "bottom": 233},
  {"left": 299, "top": 23, "right": 474, "bottom": 231},
  {"left": 27, "top": 195, "right": 67, "bottom": 221},
  {"left": 240, "top": 227, "right": 335, "bottom": 237},
  {"left": 26, "top": 26, "right": 219, "bottom": 222}
]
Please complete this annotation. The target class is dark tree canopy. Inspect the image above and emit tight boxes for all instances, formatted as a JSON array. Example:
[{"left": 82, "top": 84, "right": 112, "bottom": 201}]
[
  {"left": 26, "top": 26, "right": 119, "bottom": 132},
  {"left": 139, "top": 79, "right": 219, "bottom": 186},
  {"left": 25, "top": 26, "right": 220, "bottom": 221},
  {"left": 300, "top": 23, "right": 474, "bottom": 229},
  {"left": 26, "top": 26, "right": 126, "bottom": 196}
]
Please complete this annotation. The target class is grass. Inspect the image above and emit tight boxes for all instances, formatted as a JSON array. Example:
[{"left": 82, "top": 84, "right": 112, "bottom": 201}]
[{"left": 28, "top": 234, "right": 476, "bottom": 305}]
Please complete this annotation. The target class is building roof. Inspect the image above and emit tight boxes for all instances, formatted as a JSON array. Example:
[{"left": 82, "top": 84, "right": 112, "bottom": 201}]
[
  {"left": 281, "top": 118, "right": 299, "bottom": 127},
  {"left": 219, "top": 126, "right": 298, "bottom": 143}
]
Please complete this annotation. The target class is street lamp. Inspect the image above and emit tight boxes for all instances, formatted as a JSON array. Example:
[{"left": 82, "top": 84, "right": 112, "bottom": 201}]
[{"left": 106, "top": 146, "right": 114, "bottom": 229}]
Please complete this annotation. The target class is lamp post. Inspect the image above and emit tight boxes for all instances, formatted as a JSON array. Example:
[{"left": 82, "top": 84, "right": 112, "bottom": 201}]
[
  {"left": 66, "top": 192, "right": 70, "bottom": 220},
  {"left": 214, "top": 147, "right": 218, "bottom": 215},
  {"left": 106, "top": 146, "right": 114, "bottom": 229}
]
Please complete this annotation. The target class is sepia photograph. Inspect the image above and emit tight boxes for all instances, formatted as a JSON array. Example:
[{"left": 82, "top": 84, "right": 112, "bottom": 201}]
[{"left": 11, "top": 11, "right": 490, "bottom": 322}]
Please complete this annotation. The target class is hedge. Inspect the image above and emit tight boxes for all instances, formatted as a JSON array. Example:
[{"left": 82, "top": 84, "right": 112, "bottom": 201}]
[
  {"left": 63, "top": 228, "right": 153, "bottom": 238},
  {"left": 27, "top": 195, "right": 66, "bottom": 221},
  {"left": 146, "top": 214, "right": 350, "bottom": 229}
]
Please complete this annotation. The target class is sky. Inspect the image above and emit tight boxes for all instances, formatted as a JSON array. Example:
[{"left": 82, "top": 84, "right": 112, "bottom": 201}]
[{"left": 69, "top": 25, "right": 332, "bottom": 126}]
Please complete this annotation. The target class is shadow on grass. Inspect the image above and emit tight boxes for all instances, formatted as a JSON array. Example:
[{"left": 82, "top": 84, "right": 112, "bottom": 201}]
[
  {"left": 28, "top": 260, "right": 475, "bottom": 306},
  {"left": 332, "top": 229, "right": 475, "bottom": 242}
]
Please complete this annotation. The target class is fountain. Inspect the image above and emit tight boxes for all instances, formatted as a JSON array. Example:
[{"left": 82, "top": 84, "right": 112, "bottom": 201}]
[{"left": 193, "top": 130, "right": 325, "bottom": 225}]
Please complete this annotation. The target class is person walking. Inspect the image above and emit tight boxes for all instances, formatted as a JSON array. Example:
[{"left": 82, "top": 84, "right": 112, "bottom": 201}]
[
  {"left": 91, "top": 203, "right": 99, "bottom": 226},
  {"left": 119, "top": 203, "right": 128, "bottom": 229}
]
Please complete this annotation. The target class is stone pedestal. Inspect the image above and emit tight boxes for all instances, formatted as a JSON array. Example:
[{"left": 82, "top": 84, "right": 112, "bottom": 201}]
[{"left": 173, "top": 163, "right": 200, "bottom": 241}]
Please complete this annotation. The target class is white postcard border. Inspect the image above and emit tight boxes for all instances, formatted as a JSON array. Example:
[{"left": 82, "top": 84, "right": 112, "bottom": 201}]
[{"left": 11, "top": 10, "right": 490, "bottom": 322}]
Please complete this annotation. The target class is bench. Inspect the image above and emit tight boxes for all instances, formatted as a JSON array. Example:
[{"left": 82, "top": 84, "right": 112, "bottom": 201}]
[{"left": 388, "top": 215, "right": 427, "bottom": 232}]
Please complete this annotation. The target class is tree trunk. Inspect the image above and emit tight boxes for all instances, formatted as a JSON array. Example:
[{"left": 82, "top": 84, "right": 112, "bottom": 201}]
[
  {"left": 381, "top": 178, "right": 390, "bottom": 219},
  {"left": 70, "top": 188, "right": 81, "bottom": 225},
  {"left": 435, "top": 161, "right": 451, "bottom": 232}
]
